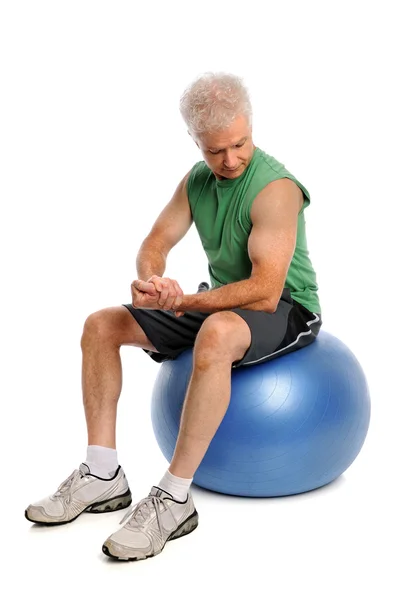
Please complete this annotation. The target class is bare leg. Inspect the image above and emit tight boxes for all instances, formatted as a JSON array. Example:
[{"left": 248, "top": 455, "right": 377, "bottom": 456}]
[
  {"left": 81, "top": 306, "right": 157, "bottom": 449},
  {"left": 169, "top": 312, "right": 251, "bottom": 479}
]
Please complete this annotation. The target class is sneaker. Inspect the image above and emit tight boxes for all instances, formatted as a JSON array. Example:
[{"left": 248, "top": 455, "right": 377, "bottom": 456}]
[
  {"left": 25, "top": 463, "right": 132, "bottom": 525},
  {"left": 102, "top": 486, "right": 199, "bottom": 561}
]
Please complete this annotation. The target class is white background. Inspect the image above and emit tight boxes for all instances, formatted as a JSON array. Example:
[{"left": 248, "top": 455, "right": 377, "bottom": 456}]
[{"left": 1, "top": 0, "right": 399, "bottom": 598}]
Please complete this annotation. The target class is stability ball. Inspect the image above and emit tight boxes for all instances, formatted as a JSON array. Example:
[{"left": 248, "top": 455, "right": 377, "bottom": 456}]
[{"left": 151, "top": 331, "right": 371, "bottom": 497}]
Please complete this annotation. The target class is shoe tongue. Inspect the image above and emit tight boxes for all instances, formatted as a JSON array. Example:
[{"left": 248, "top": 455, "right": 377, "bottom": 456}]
[
  {"left": 79, "top": 463, "right": 91, "bottom": 475},
  {"left": 150, "top": 486, "right": 174, "bottom": 501}
]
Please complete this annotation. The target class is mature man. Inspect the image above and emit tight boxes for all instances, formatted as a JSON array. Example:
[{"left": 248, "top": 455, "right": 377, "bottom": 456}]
[{"left": 26, "top": 73, "right": 322, "bottom": 561}]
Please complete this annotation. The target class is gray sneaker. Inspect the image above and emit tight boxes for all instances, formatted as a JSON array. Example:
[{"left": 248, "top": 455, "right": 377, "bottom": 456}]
[
  {"left": 25, "top": 463, "right": 132, "bottom": 525},
  {"left": 102, "top": 486, "right": 199, "bottom": 561}
]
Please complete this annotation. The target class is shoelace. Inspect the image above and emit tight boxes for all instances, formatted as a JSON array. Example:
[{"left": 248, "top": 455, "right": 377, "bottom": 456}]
[
  {"left": 52, "top": 468, "right": 84, "bottom": 502},
  {"left": 120, "top": 495, "right": 177, "bottom": 538}
]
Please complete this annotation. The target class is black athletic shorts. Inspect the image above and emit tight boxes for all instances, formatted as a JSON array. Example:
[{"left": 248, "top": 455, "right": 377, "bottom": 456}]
[{"left": 123, "top": 283, "right": 322, "bottom": 369}]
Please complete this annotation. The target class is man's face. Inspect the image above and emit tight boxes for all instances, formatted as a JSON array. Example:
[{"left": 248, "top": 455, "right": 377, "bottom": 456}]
[{"left": 194, "top": 114, "right": 254, "bottom": 180}]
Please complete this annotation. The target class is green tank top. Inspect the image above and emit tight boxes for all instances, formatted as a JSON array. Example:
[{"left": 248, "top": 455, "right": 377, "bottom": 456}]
[{"left": 186, "top": 147, "right": 321, "bottom": 314}]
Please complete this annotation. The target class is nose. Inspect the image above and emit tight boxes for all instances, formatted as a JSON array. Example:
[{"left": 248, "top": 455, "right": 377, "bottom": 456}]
[{"left": 223, "top": 149, "right": 238, "bottom": 169}]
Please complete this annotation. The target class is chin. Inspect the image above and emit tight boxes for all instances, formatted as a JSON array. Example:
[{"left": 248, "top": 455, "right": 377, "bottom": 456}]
[{"left": 225, "top": 166, "right": 243, "bottom": 177}]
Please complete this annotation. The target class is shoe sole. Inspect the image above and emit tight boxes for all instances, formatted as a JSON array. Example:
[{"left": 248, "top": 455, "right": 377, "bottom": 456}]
[
  {"left": 102, "top": 509, "right": 199, "bottom": 561},
  {"left": 25, "top": 489, "right": 133, "bottom": 526}
]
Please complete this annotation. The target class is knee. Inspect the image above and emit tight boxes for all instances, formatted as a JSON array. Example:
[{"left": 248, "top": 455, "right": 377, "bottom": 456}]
[
  {"left": 194, "top": 312, "right": 247, "bottom": 368},
  {"left": 81, "top": 309, "right": 118, "bottom": 349}
]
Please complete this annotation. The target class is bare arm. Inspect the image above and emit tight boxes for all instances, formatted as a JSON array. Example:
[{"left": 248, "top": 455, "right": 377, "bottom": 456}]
[
  {"left": 177, "top": 178, "right": 303, "bottom": 313},
  {"left": 136, "top": 171, "right": 193, "bottom": 280}
]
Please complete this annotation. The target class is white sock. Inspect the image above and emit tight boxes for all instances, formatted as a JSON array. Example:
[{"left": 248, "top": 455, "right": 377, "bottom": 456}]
[
  {"left": 84, "top": 445, "right": 118, "bottom": 478},
  {"left": 157, "top": 470, "right": 193, "bottom": 502}
]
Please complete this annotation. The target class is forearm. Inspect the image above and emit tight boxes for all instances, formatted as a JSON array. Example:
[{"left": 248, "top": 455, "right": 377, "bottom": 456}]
[
  {"left": 179, "top": 278, "right": 276, "bottom": 313},
  {"left": 136, "top": 239, "right": 166, "bottom": 281}
]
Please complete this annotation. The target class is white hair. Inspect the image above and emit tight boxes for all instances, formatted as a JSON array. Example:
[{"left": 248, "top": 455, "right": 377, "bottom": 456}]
[{"left": 179, "top": 72, "right": 252, "bottom": 137}]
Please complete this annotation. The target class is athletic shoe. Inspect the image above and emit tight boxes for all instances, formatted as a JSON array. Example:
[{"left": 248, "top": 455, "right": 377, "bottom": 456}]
[
  {"left": 102, "top": 486, "right": 198, "bottom": 560},
  {"left": 25, "top": 463, "right": 132, "bottom": 525}
]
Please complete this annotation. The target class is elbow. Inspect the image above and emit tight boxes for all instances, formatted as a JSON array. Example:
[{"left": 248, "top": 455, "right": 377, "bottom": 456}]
[
  {"left": 263, "top": 291, "right": 281, "bottom": 313},
  {"left": 267, "top": 287, "right": 291, "bottom": 313},
  {"left": 265, "top": 298, "right": 279, "bottom": 313},
  {"left": 243, "top": 297, "right": 278, "bottom": 313},
  {"left": 245, "top": 277, "right": 282, "bottom": 312}
]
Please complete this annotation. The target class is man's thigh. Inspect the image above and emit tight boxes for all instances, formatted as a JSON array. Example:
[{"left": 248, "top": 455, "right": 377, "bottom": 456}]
[
  {"left": 122, "top": 304, "right": 210, "bottom": 363},
  {"left": 231, "top": 290, "right": 322, "bottom": 368}
]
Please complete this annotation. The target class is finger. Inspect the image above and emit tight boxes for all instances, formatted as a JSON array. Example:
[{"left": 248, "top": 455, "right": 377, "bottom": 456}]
[
  {"left": 173, "top": 280, "right": 184, "bottom": 297},
  {"left": 133, "top": 280, "right": 157, "bottom": 295},
  {"left": 145, "top": 276, "right": 164, "bottom": 294},
  {"left": 165, "top": 282, "right": 181, "bottom": 310},
  {"left": 159, "top": 282, "right": 171, "bottom": 305},
  {"left": 146, "top": 278, "right": 162, "bottom": 296},
  {"left": 171, "top": 295, "right": 183, "bottom": 312},
  {"left": 131, "top": 288, "right": 143, "bottom": 308},
  {"left": 147, "top": 284, "right": 159, "bottom": 296},
  {"left": 153, "top": 279, "right": 164, "bottom": 293},
  {"left": 163, "top": 293, "right": 177, "bottom": 311},
  {"left": 159, "top": 279, "right": 179, "bottom": 307},
  {"left": 171, "top": 283, "right": 183, "bottom": 309}
]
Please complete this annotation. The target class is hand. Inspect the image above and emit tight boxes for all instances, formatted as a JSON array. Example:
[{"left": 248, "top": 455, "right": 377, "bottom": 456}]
[
  {"left": 147, "top": 275, "right": 185, "bottom": 316},
  {"left": 131, "top": 280, "right": 161, "bottom": 310},
  {"left": 131, "top": 278, "right": 185, "bottom": 316}
]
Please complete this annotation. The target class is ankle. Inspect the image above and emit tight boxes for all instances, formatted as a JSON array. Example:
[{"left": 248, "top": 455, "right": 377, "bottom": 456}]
[
  {"left": 157, "top": 470, "right": 193, "bottom": 502},
  {"left": 85, "top": 445, "right": 119, "bottom": 478}
]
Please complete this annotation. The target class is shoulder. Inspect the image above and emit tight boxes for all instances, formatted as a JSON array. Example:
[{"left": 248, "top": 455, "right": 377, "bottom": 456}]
[
  {"left": 252, "top": 148, "right": 310, "bottom": 201},
  {"left": 186, "top": 161, "right": 214, "bottom": 210},
  {"left": 251, "top": 178, "right": 303, "bottom": 224},
  {"left": 187, "top": 160, "right": 212, "bottom": 185},
  {"left": 252, "top": 148, "right": 294, "bottom": 179}
]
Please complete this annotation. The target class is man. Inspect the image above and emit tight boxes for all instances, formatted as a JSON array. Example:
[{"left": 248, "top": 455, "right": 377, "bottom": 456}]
[{"left": 25, "top": 72, "right": 322, "bottom": 561}]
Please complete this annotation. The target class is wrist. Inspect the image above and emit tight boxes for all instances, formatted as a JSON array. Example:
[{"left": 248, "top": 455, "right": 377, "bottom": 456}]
[
  {"left": 178, "top": 293, "right": 217, "bottom": 313},
  {"left": 177, "top": 294, "right": 197, "bottom": 312}
]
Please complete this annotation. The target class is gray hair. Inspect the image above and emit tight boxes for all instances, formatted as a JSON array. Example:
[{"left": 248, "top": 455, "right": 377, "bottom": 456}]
[{"left": 179, "top": 72, "right": 252, "bottom": 137}]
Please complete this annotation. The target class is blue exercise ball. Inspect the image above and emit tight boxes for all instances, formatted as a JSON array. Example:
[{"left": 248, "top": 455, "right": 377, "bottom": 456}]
[{"left": 151, "top": 331, "right": 371, "bottom": 497}]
